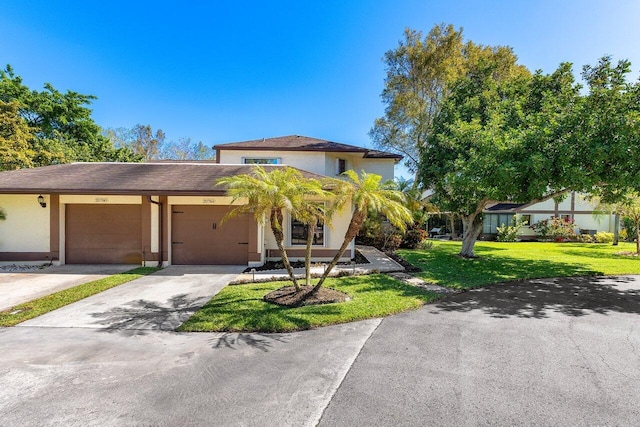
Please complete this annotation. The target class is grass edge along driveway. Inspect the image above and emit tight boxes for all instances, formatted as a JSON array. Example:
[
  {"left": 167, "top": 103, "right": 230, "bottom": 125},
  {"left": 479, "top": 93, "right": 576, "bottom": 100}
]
[
  {"left": 399, "top": 240, "right": 640, "bottom": 290},
  {"left": 179, "top": 274, "right": 439, "bottom": 333},
  {"left": 181, "top": 241, "right": 640, "bottom": 333},
  {"left": 0, "top": 267, "right": 159, "bottom": 327}
]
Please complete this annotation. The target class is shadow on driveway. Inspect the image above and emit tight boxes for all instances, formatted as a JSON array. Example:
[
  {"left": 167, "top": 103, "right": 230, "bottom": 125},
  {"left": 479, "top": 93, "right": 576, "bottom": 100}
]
[{"left": 432, "top": 275, "right": 640, "bottom": 319}]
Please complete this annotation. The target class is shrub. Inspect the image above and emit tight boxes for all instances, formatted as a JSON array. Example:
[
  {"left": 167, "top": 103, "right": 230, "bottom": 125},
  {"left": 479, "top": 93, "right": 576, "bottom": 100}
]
[
  {"left": 417, "top": 239, "right": 434, "bottom": 250},
  {"left": 496, "top": 216, "right": 528, "bottom": 242},
  {"left": 401, "top": 226, "right": 428, "bottom": 249},
  {"left": 531, "top": 216, "right": 576, "bottom": 241},
  {"left": 594, "top": 231, "right": 614, "bottom": 243},
  {"left": 578, "top": 234, "right": 594, "bottom": 243}
]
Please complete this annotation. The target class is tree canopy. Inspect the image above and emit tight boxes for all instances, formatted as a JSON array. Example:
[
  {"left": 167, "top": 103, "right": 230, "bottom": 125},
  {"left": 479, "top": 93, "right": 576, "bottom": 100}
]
[
  {"left": 418, "top": 50, "right": 640, "bottom": 257},
  {"left": 0, "top": 65, "right": 140, "bottom": 168}
]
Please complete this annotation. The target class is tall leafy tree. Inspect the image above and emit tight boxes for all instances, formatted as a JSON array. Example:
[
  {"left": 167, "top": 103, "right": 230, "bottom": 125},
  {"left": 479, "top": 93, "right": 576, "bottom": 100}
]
[
  {"left": 0, "top": 65, "right": 139, "bottom": 165},
  {"left": 0, "top": 100, "right": 33, "bottom": 170},
  {"left": 420, "top": 49, "right": 583, "bottom": 257},
  {"left": 370, "top": 24, "right": 467, "bottom": 182},
  {"left": 315, "top": 170, "right": 412, "bottom": 288}
]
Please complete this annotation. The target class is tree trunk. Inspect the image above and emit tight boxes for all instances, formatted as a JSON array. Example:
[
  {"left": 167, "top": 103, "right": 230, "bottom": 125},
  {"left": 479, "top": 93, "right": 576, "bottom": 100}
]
[
  {"left": 449, "top": 214, "right": 456, "bottom": 239},
  {"left": 636, "top": 221, "right": 640, "bottom": 255},
  {"left": 270, "top": 209, "right": 299, "bottom": 289},
  {"left": 314, "top": 208, "right": 367, "bottom": 289},
  {"left": 613, "top": 214, "right": 620, "bottom": 246},
  {"left": 459, "top": 214, "right": 484, "bottom": 258},
  {"left": 304, "top": 222, "right": 316, "bottom": 286}
]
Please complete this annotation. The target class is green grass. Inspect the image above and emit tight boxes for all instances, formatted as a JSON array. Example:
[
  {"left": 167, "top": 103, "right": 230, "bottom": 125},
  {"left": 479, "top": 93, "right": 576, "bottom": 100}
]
[
  {"left": 0, "top": 267, "right": 159, "bottom": 327},
  {"left": 178, "top": 274, "right": 440, "bottom": 333},
  {"left": 399, "top": 240, "right": 640, "bottom": 290}
]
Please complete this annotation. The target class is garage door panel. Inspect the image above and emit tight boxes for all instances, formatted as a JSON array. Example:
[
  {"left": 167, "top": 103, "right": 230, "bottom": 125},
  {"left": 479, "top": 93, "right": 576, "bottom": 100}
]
[
  {"left": 172, "top": 205, "right": 249, "bottom": 265},
  {"left": 66, "top": 204, "right": 142, "bottom": 264}
]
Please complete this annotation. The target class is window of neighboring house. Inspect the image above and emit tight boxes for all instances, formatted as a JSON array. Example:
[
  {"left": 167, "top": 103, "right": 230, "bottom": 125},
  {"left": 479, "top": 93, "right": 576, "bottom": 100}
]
[
  {"left": 520, "top": 214, "right": 532, "bottom": 226},
  {"left": 243, "top": 158, "right": 281, "bottom": 165},
  {"left": 482, "top": 213, "right": 514, "bottom": 234},
  {"left": 337, "top": 158, "right": 347, "bottom": 175},
  {"left": 290, "top": 216, "right": 325, "bottom": 246}
]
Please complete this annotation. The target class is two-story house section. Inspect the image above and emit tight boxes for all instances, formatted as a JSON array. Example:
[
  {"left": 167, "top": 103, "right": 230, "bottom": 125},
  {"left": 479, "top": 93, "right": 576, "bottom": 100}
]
[{"left": 213, "top": 135, "right": 402, "bottom": 181}]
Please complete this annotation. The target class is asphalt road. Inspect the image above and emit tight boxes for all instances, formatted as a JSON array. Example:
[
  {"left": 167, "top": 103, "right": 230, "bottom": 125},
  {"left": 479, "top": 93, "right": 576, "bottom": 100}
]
[
  {"left": 319, "top": 275, "right": 640, "bottom": 426},
  {"left": 1, "top": 273, "right": 639, "bottom": 426}
]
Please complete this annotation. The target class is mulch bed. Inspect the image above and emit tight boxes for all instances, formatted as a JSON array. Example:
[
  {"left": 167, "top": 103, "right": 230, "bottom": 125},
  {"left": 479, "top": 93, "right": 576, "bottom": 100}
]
[
  {"left": 243, "top": 249, "right": 369, "bottom": 273},
  {"left": 263, "top": 286, "right": 350, "bottom": 307},
  {"left": 385, "top": 251, "right": 422, "bottom": 272}
]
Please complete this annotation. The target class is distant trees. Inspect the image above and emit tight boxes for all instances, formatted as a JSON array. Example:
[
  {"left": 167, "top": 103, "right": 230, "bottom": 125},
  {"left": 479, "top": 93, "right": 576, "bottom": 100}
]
[
  {"left": 0, "top": 65, "right": 140, "bottom": 167},
  {"left": 104, "top": 125, "right": 215, "bottom": 161}
]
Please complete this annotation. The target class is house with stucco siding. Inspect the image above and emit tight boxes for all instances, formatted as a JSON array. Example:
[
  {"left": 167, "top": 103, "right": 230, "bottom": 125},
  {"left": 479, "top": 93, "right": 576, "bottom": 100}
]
[{"left": 0, "top": 135, "right": 402, "bottom": 266}]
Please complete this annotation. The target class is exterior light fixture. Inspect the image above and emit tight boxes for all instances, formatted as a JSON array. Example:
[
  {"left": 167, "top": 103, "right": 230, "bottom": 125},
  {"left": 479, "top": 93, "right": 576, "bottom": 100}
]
[{"left": 37, "top": 195, "right": 46, "bottom": 208}]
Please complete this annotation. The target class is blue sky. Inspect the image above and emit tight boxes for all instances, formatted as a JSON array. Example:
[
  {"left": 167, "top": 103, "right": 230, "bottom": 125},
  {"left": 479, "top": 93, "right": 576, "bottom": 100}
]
[{"left": 1, "top": 1, "right": 639, "bottom": 177}]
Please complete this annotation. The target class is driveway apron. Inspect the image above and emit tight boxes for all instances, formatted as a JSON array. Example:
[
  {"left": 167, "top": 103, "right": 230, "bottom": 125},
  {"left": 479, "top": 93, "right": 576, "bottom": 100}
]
[
  {"left": 0, "top": 264, "right": 133, "bottom": 312},
  {"left": 17, "top": 265, "right": 244, "bottom": 330}
]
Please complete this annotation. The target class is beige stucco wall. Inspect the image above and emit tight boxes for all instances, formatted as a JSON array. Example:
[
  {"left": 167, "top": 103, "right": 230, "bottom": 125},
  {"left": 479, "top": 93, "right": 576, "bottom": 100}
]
[
  {"left": 0, "top": 194, "right": 50, "bottom": 252},
  {"left": 59, "top": 195, "right": 142, "bottom": 204}
]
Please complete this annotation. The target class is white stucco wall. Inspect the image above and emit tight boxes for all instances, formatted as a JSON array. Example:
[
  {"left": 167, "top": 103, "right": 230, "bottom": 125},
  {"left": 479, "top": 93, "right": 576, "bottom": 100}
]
[
  {"left": 0, "top": 194, "right": 50, "bottom": 252},
  {"left": 263, "top": 200, "right": 354, "bottom": 261},
  {"left": 218, "top": 150, "right": 328, "bottom": 175},
  {"left": 219, "top": 149, "right": 397, "bottom": 180}
]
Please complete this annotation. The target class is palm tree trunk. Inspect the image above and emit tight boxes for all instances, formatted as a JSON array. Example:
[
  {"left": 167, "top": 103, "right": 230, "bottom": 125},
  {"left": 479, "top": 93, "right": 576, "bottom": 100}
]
[
  {"left": 314, "top": 208, "right": 366, "bottom": 289},
  {"left": 305, "top": 222, "right": 316, "bottom": 286},
  {"left": 270, "top": 209, "right": 299, "bottom": 289}
]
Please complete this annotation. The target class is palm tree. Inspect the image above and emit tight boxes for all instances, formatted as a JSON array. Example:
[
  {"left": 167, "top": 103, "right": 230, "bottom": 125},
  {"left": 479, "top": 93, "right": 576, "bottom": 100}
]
[
  {"left": 314, "top": 170, "right": 413, "bottom": 289},
  {"left": 294, "top": 197, "right": 332, "bottom": 286},
  {"left": 217, "top": 166, "right": 309, "bottom": 289}
]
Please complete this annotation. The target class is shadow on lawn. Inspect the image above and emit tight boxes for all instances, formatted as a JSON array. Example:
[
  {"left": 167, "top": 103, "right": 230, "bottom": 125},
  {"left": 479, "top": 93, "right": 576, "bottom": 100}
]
[{"left": 432, "top": 275, "right": 640, "bottom": 319}]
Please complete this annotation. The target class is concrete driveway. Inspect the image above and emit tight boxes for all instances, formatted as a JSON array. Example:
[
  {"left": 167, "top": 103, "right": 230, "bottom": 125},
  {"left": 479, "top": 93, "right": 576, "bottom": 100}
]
[
  {"left": 0, "top": 264, "right": 133, "bottom": 311},
  {"left": 1, "top": 275, "right": 639, "bottom": 426},
  {"left": 18, "top": 265, "right": 245, "bottom": 330}
]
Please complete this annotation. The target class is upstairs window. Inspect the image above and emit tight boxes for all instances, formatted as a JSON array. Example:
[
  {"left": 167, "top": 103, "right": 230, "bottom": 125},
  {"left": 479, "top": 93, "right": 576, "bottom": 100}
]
[
  {"left": 337, "top": 158, "right": 346, "bottom": 175},
  {"left": 243, "top": 158, "right": 280, "bottom": 165}
]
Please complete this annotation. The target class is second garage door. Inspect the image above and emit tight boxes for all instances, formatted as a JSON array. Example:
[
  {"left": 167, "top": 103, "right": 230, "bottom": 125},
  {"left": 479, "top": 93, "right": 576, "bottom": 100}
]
[{"left": 171, "top": 205, "right": 250, "bottom": 265}]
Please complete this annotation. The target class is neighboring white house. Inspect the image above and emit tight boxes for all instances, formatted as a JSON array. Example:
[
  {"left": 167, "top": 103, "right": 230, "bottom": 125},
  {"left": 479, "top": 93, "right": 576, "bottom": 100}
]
[
  {"left": 0, "top": 135, "right": 402, "bottom": 266},
  {"left": 482, "top": 192, "right": 616, "bottom": 239}
]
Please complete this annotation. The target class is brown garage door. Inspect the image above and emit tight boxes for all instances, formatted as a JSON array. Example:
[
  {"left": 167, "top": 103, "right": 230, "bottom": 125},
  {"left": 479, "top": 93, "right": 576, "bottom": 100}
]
[
  {"left": 171, "top": 205, "right": 249, "bottom": 265},
  {"left": 66, "top": 204, "right": 142, "bottom": 264}
]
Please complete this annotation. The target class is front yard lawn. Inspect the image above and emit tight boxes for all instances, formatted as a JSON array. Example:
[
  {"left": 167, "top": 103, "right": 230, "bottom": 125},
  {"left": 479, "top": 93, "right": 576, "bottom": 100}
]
[
  {"left": 399, "top": 240, "right": 640, "bottom": 290},
  {"left": 179, "top": 274, "right": 439, "bottom": 333}
]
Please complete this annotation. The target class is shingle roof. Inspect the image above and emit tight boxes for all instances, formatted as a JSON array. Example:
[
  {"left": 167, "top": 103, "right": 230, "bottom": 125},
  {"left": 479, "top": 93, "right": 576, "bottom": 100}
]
[
  {"left": 213, "top": 135, "right": 403, "bottom": 160},
  {"left": 485, "top": 203, "right": 527, "bottom": 212},
  {"left": 0, "top": 163, "right": 326, "bottom": 195}
]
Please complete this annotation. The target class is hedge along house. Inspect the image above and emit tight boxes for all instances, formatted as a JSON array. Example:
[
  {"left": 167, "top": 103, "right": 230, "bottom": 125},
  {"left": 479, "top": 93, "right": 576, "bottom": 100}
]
[{"left": 0, "top": 136, "right": 402, "bottom": 266}]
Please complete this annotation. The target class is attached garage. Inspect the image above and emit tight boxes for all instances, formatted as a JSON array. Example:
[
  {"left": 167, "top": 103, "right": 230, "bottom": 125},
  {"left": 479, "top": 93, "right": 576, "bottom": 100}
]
[
  {"left": 65, "top": 204, "right": 142, "bottom": 264},
  {"left": 171, "top": 205, "right": 249, "bottom": 265}
]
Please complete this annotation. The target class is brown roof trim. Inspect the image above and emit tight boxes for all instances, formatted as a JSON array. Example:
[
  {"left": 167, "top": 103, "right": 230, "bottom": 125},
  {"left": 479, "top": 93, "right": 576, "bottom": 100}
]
[{"left": 213, "top": 135, "right": 403, "bottom": 160}]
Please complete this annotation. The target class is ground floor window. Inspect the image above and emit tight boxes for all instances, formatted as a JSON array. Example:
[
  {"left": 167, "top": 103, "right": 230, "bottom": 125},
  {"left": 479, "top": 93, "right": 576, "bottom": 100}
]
[
  {"left": 290, "top": 217, "right": 325, "bottom": 245},
  {"left": 483, "top": 213, "right": 514, "bottom": 234}
]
